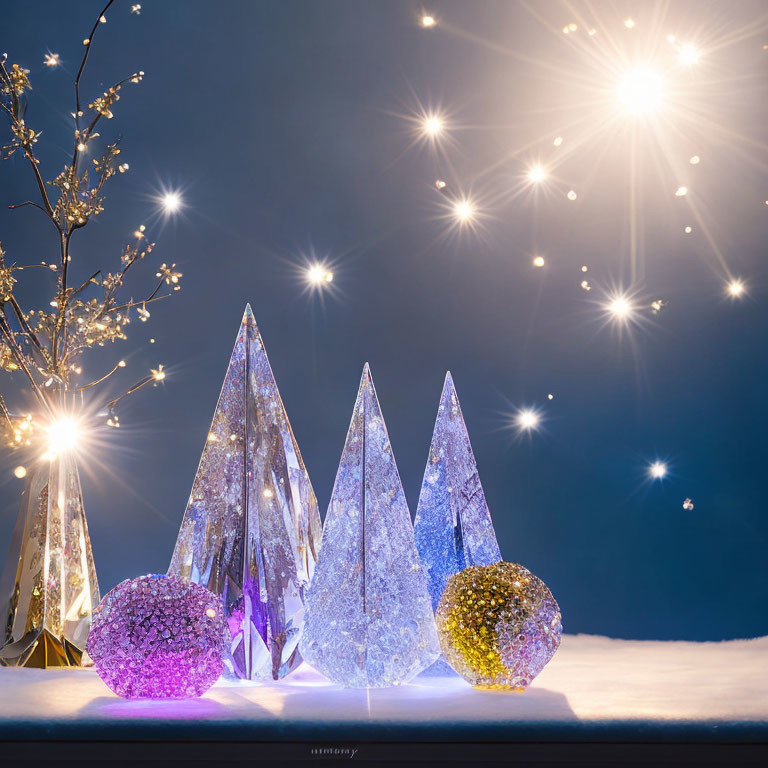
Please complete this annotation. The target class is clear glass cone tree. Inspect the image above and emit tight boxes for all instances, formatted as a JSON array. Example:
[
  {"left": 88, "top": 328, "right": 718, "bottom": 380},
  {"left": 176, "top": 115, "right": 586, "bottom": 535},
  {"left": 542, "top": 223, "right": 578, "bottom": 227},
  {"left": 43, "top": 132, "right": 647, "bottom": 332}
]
[
  {"left": 300, "top": 364, "right": 440, "bottom": 687},
  {"left": 168, "top": 305, "right": 322, "bottom": 680},
  {"left": 0, "top": 452, "right": 100, "bottom": 667},
  {"left": 414, "top": 372, "right": 501, "bottom": 610}
]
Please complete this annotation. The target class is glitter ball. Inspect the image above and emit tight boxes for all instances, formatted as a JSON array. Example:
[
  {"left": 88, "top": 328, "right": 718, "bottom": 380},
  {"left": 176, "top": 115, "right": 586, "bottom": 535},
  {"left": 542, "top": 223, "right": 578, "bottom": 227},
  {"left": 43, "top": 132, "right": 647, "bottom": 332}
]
[
  {"left": 436, "top": 562, "right": 562, "bottom": 690},
  {"left": 87, "top": 574, "right": 226, "bottom": 698}
]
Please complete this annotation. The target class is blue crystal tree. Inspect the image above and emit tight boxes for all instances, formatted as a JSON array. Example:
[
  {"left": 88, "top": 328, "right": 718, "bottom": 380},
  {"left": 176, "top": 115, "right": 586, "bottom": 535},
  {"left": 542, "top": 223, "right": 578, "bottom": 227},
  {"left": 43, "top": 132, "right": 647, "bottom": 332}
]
[
  {"left": 168, "top": 305, "right": 322, "bottom": 680},
  {"left": 300, "top": 364, "right": 440, "bottom": 687},
  {"left": 414, "top": 372, "right": 501, "bottom": 610}
]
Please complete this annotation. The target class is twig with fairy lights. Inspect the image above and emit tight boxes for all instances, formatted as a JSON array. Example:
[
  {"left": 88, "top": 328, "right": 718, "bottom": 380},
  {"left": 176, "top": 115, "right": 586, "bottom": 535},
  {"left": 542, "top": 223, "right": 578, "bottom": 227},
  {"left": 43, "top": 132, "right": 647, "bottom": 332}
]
[{"left": 0, "top": 0, "right": 181, "bottom": 449}]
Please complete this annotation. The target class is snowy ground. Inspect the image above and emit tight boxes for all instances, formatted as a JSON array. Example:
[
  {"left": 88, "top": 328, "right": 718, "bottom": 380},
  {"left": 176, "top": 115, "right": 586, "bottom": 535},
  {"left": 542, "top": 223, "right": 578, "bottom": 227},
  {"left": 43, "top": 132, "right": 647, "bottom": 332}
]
[{"left": 1, "top": 634, "right": 766, "bottom": 741}]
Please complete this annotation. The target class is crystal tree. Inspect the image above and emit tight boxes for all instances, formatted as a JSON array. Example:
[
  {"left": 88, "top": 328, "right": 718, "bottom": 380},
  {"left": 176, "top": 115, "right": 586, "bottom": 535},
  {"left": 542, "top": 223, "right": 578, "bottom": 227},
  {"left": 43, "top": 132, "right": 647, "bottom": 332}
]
[
  {"left": 169, "top": 306, "right": 322, "bottom": 681},
  {"left": 300, "top": 364, "right": 440, "bottom": 687},
  {"left": 0, "top": 1, "right": 181, "bottom": 668},
  {"left": 414, "top": 372, "right": 501, "bottom": 610}
]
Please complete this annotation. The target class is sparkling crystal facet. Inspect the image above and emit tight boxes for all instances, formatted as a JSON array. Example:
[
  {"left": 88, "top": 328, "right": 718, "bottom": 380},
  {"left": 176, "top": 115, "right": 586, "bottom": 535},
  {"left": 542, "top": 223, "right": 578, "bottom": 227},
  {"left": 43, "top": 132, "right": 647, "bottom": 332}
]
[
  {"left": 414, "top": 372, "right": 501, "bottom": 610},
  {"left": 0, "top": 454, "right": 100, "bottom": 668},
  {"left": 436, "top": 562, "right": 562, "bottom": 690},
  {"left": 300, "top": 364, "right": 440, "bottom": 687},
  {"left": 87, "top": 574, "right": 226, "bottom": 699},
  {"left": 168, "top": 305, "right": 322, "bottom": 680}
]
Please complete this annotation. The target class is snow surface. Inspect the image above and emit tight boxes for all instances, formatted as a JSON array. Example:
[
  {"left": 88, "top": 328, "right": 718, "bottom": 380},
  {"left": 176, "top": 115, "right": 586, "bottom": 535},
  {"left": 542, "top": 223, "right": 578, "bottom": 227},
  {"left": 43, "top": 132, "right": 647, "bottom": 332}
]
[{"left": 0, "top": 634, "right": 766, "bottom": 741}]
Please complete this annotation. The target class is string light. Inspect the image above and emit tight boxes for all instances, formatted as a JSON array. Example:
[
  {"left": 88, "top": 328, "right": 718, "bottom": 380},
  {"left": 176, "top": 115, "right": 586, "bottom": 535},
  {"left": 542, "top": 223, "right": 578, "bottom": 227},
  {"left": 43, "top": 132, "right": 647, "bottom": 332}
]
[
  {"left": 43, "top": 53, "right": 60, "bottom": 68},
  {"left": 452, "top": 198, "right": 475, "bottom": 224},
  {"left": 421, "top": 15, "right": 436, "bottom": 28},
  {"left": 649, "top": 461, "right": 667, "bottom": 479},
  {"left": 727, "top": 279, "right": 745, "bottom": 297},
  {"left": 515, "top": 408, "right": 541, "bottom": 432},
  {"left": 678, "top": 43, "right": 700, "bottom": 66},
  {"left": 619, "top": 68, "right": 665, "bottom": 114},
  {"left": 307, "top": 264, "right": 334, "bottom": 285},
  {"left": 160, "top": 191, "right": 182, "bottom": 214},
  {"left": 46, "top": 418, "right": 81, "bottom": 457},
  {"left": 532, "top": 255, "right": 545, "bottom": 267},
  {"left": 422, "top": 114, "right": 444, "bottom": 138},
  {"left": 527, "top": 165, "right": 547, "bottom": 183},
  {"left": 604, "top": 292, "right": 635, "bottom": 322}
]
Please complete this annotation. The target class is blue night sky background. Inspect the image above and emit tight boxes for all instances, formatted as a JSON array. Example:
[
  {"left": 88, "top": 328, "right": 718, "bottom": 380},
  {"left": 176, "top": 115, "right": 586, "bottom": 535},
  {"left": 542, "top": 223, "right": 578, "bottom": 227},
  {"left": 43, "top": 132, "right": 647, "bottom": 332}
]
[{"left": 1, "top": 0, "right": 767, "bottom": 642}]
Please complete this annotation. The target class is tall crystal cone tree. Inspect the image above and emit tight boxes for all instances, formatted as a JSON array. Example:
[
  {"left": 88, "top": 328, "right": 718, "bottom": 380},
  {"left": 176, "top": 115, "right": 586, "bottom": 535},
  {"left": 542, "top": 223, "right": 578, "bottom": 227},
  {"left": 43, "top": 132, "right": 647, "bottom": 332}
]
[
  {"left": 300, "top": 364, "right": 440, "bottom": 687},
  {"left": 414, "top": 372, "right": 501, "bottom": 611},
  {"left": 168, "top": 305, "right": 322, "bottom": 680},
  {"left": 0, "top": 454, "right": 99, "bottom": 667}
]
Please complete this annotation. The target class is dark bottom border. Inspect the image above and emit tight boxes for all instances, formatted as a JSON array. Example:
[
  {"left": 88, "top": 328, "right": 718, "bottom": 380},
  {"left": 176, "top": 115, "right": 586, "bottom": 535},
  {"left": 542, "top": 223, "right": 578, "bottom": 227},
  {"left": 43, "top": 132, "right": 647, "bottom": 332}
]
[{"left": 2, "top": 740, "right": 768, "bottom": 767}]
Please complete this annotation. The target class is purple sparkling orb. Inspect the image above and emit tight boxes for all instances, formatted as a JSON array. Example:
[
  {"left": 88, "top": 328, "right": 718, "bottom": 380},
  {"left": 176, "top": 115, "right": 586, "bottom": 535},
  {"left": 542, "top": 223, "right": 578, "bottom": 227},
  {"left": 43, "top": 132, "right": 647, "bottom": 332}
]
[{"left": 86, "top": 574, "right": 226, "bottom": 699}]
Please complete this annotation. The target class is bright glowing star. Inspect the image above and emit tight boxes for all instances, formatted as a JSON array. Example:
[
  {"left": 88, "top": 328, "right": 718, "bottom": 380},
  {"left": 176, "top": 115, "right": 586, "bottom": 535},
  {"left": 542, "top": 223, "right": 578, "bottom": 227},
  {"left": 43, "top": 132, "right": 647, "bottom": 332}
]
[
  {"left": 675, "top": 186, "right": 688, "bottom": 197},
  {"left": 527, "top": 165, "right": 547, "bottom": 183},
  {"left": 13, "top": 466, "right": 26, "bottom": 479},
  {"left": 619, "top": 68, "right": 665, "bottom": 114},
  {"left": 453, "top": 198, "right": 475, "bottom": 223},
  {"left": 581, "top": 265, "right": 588, "bottom": 272},
  {"left": 678, "top": 43, "right": 700, "bottom": 66},
  {"left": 532, "top": 255, "right": 545, "bottom": 268},
  {"left": 683, "top": 497, "right": 694, "bottom": 511},
  {"left": 567, "top": 190, "right": 577, "bottom": 201},
  {"left": 515, "top": 408, "right": 541, "bottom": 431},
  {"left": 727, "top": 279, "right": 745, "bottom": 297},
  {"left": 421, "top": 15, "right": 436, "bottom": 28},
  {"left": 435, "top": 179, "right": 447, "bottom": 191},
  {"left": 307, "top": 265, "right": 325, "bottom": 284},
  {"left": 689, "top": 155, "right": 700, "bottom": 165},
  {"left": 553, "top": 136, "right": 563, "bottom": 146},
  {"left": 685, "top": 226, "right": 692, "bottom": 233},
  {"left": 263, "top": 488, "right": 274, "bottom": 499},
  {"left": 422, "top": 114, "right": 444, "bottom": 137},
  {"left": 650, "top": 299, "right": 666, "bottom": 313},
  {"left": 649, "top": 461, "right": 667, "bottom": 479},
  {"left": 605, "top": 293, "right": 634, "bottom": 320},
  {"left": 151, "top": 365, "right": 166, "bottom": 381},
  {"left": 47, "top": 418, "right": 80, "bottom": 455},
  {"left": 161, "top": 191, "right": 182, "bottom": 214},
  {"left": 43, "top": 53, "right": 60, "bottom": 68},
  {"left": 624, "top": 18, "right": 636, "bottom": 29}
]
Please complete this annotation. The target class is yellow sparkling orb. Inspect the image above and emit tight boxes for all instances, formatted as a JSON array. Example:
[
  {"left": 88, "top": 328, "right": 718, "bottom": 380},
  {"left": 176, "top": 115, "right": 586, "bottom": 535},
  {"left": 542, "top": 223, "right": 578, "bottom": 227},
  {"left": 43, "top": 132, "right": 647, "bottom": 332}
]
[{"left": 436, "top": 562, "right": 562, "bottom": 690}]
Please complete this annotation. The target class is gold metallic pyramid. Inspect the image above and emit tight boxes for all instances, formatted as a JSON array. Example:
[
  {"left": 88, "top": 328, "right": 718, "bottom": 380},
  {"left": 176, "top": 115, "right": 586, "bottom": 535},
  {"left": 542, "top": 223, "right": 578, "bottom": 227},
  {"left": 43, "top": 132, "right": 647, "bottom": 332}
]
[{"left": 0, "top": 454, "right": 100, "bottom": 668}]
